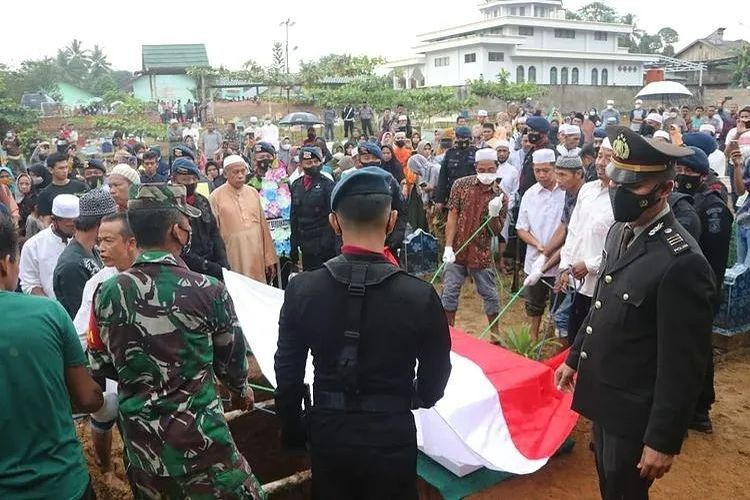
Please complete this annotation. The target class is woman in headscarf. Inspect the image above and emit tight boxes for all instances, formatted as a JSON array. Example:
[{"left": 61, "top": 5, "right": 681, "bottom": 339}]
[
  {"left": 278, "top": 136, "right": 293, "bottom": 171},
  {"left": 14, "top": 173, "right": 37, "bottom": 238},
  {"left": 381, "top": 131, "right": 394, "bottom": 147},
  {"left": 379, "top": 144, "right": 405, "bottom": 184},
  {"left": 27, "top": 162, "right": 52, "bottom": 193},
  {"left": 0, "top": 167, "right": 19, "bottom": 225},
  {"left": 494, "top": 111, "right": 512, "bottom": 140},
  {"left": 410, "top": 131, "right": 422, "bottom": 150}
]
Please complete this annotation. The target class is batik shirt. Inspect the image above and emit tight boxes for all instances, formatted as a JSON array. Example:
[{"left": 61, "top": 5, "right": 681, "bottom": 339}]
[{"left": 88, "top": 251, "right": 249, "bottom": 476}]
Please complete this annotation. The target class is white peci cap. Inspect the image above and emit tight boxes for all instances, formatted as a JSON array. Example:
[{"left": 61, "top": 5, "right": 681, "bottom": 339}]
[
  {"left": 475, "top": 148, "right": 498, "bottom": 163},
  {"left": 646, "top": 113, "right": 664, "bottom": 124},
  {"left": 223, "top": 155, "right": 247, "bottom": 168},
  {"left": 532, "top": 149, "right": 556, "bottom": 164},
  {"left": 51, "top": 194, "right": 80, "bottom": 219},
  {"left": 601, "top": 137, "right": 613, "bottom": 151},
  {"left": 477, "top": 109, "right": 489, "bottom": 117}
]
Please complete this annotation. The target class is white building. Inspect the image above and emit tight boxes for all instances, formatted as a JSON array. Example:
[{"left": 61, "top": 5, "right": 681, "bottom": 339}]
[{"left": 383, "top": 0, "right": 653, "bottom": 88}]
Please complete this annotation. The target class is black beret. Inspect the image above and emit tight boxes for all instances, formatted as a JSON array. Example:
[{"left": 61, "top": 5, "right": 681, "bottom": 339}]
[{"left": 331, "top": 167, "right": 392, "bottom": 210}]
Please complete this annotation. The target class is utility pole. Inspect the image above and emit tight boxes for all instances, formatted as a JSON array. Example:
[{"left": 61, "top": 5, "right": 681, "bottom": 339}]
[{"left": 280, "top": 18, "right": 295, "bottom": 114}]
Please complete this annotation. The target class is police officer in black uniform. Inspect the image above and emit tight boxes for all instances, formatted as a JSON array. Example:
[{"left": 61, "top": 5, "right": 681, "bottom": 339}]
[
  {"left": 435, "top": 125, "right": 476, "bottom": 207},
  {"left": 674, "top": 145, "right": 733, "bottom": 434},
  {"left": 170, "top": 157, "right": 230, "bottom": 280},
  {"left": 357, "top": 142, "right": 407, "bottom": 260},
  {"left": 556, "top": 126, "right": 716, "bottom": 500},
  {"left": 275, "top": 167, "right": 452, "bottom": 500},
  {"left": 290, "top": 146, "right": 338, "bottom": 271}
]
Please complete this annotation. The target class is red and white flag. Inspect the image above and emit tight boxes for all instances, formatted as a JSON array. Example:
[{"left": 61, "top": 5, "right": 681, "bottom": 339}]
[{"left": 224, "top": 271, "right": 578, "bottom": 477}]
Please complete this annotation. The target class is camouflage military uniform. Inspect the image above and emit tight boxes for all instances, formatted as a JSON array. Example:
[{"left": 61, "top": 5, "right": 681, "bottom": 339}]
[{"left": 88, "top": 250, "right": 265, "bottom": 500}]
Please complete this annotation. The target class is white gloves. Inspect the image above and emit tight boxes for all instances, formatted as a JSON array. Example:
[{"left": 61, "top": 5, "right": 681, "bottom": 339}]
[
  {"left": 91, "top": 391, "right": 119, "bottom": 423},
  {"left": 488, "top": 196, "right": 504, "bottom": 218},
  {"left": 442, "top": 246, "right": 456, "bottom": 264},
  {"left": 524, "top": 254, "right": 547, "bottom": 287}
]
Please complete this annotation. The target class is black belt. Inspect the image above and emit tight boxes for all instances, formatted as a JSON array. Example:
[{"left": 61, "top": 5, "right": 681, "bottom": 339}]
[{"left": 313, "top": 391, "right": 412, "bottom": 413}]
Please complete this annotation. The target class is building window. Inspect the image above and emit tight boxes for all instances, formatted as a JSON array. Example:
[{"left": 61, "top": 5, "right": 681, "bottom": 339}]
[
  {"left": 488, "top": 51, "right": 505, "bottom": 62},
  {"left": 516, "top": 65, "right": 525, "bottom": 83},
  {"left": 434, "top": 57, "right": 450, "bottom": 68},
  {"left": 510, "top": 6, "right": 517, "bottom": 15},
  {"left": 594, "top": 31, "right": 608, "bottom": 41},
  {"left": 555, "top": 29, "right": 576, "bottom": 39},
  {"left": 561, "top": 67, "right": 569, "bottom": 85},
  {"left": 519, "top": 6, "right": 525, "bottom": 16},
  {"left": 571, "top": 68, "right": 579, "bottom": 84},
  {"left": 464, "top": 53, "right": 477, "bottom": 63},
  {"left": 550, "top": 67, "right": 558, "bottom": 84},
  {"left": 528, "top": 66, "right": 537, "bottom": 83},
  {"left": 601, "top": 68, "right": 609, "bottom": 85},
  {"left": 591, "top": 68, "right": 598, "bottom": 85},
  {"left": 519, "top": 26, "right": 534, "bottom": 36}
]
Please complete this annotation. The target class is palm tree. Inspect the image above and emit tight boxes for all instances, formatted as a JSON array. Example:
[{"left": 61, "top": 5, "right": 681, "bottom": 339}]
[
  {"left": 65, "top": 39, "right": 91, "bottom": 69},
  {"left": 89, "top": 45, "right": 112, "bottom": 77}
]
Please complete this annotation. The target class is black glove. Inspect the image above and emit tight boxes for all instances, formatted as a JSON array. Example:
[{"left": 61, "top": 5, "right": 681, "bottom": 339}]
[{"left": 280, "top": 416, "right": 307, "bottom": 450}]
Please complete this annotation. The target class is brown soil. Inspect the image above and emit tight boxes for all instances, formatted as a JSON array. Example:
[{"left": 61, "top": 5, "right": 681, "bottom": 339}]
[{"left": 80, "top": 274, "right": 750, "bottom": 499}]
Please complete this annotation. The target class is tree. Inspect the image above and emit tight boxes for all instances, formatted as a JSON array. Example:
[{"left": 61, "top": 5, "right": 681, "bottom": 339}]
[
  {"left": 730, "top": 44, "right": 750, "bottom": 88},
  {"left": 298, "top": 54, "right": 386, "bottom": 86},
  {"left": 658, "top": 28, "right": 679, "bottom": 57},
  {"left": 575, "top": 2, "right": 619, "bottom": 23},
  {"left": 466, "top": 70, "right": 541, "bottom": 102},
  {"left": 88, "top": 45, "right": 112, "bottom": 77}
]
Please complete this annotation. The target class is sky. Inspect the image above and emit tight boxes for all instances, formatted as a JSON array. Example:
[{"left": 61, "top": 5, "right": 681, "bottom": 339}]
[{"left": 2, "top": 0, "right": 748, "bottom": 72}]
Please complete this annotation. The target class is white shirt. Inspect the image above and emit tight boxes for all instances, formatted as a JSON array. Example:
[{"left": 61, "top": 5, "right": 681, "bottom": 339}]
[
  {"left": 19, "top": 226, "right": 68, "bottom": 298},
  {"left": 509, "top": 149, "right": 526, "bottom": 173},
  {"left": 73, "top": 266, "right": 119, "bottom": 349},
  {"left": 708, "top": 150, "right": 726, "bottom": 176},
  {"left": 496, "top": 162, "right": 520, "bottom": 241},
  {"left": 559, "top": 180, "right": 615, "bottom": 297},
  {"left": 257, "top": 123, "right": 280, "bottom": 150},
  {"left": 517, "top": 183, "right": 565, "bottom": 276}
]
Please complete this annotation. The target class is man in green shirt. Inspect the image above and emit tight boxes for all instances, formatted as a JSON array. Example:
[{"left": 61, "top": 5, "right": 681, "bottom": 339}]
[{"left": 0, "top": 215, "right": 104, "bottom": 500}]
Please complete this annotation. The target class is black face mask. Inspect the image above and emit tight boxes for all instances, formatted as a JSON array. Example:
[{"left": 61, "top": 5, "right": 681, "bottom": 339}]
[
  {"left": 456, "top": 139, "right": 470, "bottom": 149},
  {"left": 87, "top": 176, "right": 103, "bottom": 189},
  {"left": 256, "top": 159, "right": 273, "bottom": 173},
  {"left": 640, "top": 125, "right": 656, "bottom": 137},
  {"left": 360, "top": 161, "right": 381, "bottom": 168},
  {"left": 395, "top": 140, "right": 406, "bottom": 147},
  {"left": 675, "top": 174, "right": 702, "bottom": 195},
  {"left": 528, "top": 132, "right": 542, "bottom": 144},
  {"left": 175, "top": 225, "right": 192, "bottom": 254},
  {"left": 303, "top": 166, "right": 321, "bottom": 177},
  {"left": 184, "top": 183, "right": 197, "bottom": 196},
  {"left": 609, "top": 183, "right": 662, "bottom": 222}
]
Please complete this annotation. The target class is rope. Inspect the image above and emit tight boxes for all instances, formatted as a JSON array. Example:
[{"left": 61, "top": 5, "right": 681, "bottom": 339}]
[
  {"left": 248, "top": 382, "right": 275, "bottom": 393},
  {"left": 430, "top": 217, "right": 493, "bottom": 284},
  {"left": 478, "top": 285, "right": 526, "bottom": 340}
]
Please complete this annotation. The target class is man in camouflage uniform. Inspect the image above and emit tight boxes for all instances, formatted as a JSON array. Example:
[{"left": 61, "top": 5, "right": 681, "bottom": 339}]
[{"left": 87, "top": 184, "right": 265, "bottom": 499}]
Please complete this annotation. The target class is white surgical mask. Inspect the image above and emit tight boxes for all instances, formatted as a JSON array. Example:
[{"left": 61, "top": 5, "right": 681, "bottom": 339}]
[
  {"left": 635, "top": 104, "right": 641, "bottom": 109},
  {"left": 477, "top": 173, "right": 496, "bottom": 185},
  {"left": 281, "top": 143, "right": 291, "bottom": 150},
  {"left": 607, "top": 105, "right": 613, "bottom": 110}
]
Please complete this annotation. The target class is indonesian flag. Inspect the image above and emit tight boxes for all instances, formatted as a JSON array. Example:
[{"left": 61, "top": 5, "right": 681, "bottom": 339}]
[{"left": 224, "top": 270, "right": 578, "bottom": 477}]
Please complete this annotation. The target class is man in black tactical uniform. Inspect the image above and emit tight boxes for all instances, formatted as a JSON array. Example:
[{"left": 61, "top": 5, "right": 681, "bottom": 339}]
[
  {"left": 674, "top": 145, "right": 733, "bottom": 434},
  {"left": 170, "top": 157, "right": 229, "bottom": 280},
  {"left": 435, "top": 125, "right": 476, "bottom": 208},
  {"left": 274, "top": 167, "right": 452, "bottom": 500},
  {"left": 556, "top": 126, "right": 716, "bottom": 500},
  {"left": 290, "top": 147, "right": 338, "bottom": 271},
  {"left": 356, "top": 142, "right": 407, "bottom": 261}
]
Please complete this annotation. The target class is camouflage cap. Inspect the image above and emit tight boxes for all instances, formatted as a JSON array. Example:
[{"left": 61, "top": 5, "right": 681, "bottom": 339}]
[{"left": 128, "top": 183, "right": 201, "bottom": 218}]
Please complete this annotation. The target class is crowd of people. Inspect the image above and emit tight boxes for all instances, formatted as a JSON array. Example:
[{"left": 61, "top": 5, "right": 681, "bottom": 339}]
[{"left": 0, "top": 93, "right": 747, "bottom": 500}]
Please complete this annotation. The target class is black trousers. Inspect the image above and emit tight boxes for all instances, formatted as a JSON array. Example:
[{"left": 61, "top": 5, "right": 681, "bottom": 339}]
[
  {"left": 311, "top": 443, "right": 417, "bottom": 500},
  {"left": 695, "top": 354, "right": 715, "bottom": 415},
  {"left": 361, "top": 119, "right": 373, "bottom": 137},
  {"left": 344, "top": 120, "right": 355, "bottom": 137},
  {"left": 567, "top": 293, "right": 592, "bottom": 347},
  {"left": 593, "top": 422, "right": 653, "bottom": 500}
]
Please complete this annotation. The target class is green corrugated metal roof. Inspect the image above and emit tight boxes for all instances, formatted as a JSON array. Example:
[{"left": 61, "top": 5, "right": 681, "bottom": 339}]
[{"left": 142, "top": 44, "right": 209, "bottom": 71}]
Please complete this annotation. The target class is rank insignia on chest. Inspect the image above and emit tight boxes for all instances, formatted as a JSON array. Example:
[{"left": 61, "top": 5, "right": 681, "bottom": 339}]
[
  {"left": 665, "top": 230, "right": 689, "bottom": 254},
  {"left": 648, "top": 222, "right": 663, "bottom": 237}
]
